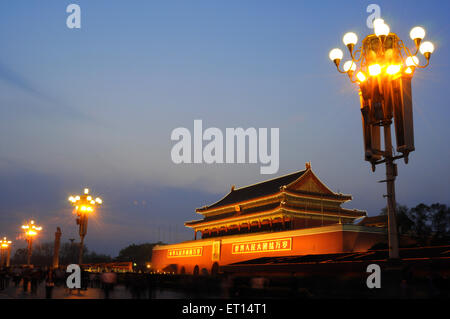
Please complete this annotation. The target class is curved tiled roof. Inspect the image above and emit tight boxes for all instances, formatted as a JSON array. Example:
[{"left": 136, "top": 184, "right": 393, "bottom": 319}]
[{"left": 196, "top": 170, "right": 307, "bottom": 212}]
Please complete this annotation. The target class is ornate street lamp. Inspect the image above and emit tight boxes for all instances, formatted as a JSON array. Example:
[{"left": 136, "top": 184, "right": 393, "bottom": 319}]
[
  {"left": 0, "top": 237, "right": 12, "bottom": 267},
  {"left": 21, "top": 220, "right": 42, "bottom": 266},
  {"left": 68, "top": 188, "right": 102, "bottom": 264},
  {"left": 329, "top": 18, "right": 435, "bottom": 259}
]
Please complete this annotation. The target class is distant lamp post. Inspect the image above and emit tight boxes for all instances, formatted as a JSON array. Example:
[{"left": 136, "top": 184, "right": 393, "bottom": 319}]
[
  {"left": 329, "top": 18, "right": 435, "bottom": 259},
  {"left": 53, "top": 227, "right": 62, "bottom": 269},
  {"left": 21, "top": 220, "right": 42, "bottom": 266},
  {"left": 0, "top": 237, "right": 12, "bottom": 267},
  {"left": 68, "top": 188, "right": 103, "bottom": 264}
]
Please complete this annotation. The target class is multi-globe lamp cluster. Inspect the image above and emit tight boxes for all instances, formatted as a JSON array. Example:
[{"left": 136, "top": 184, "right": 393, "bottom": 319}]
[
  {"left": 68, "top": 188, "right": 103, "bottom": 264},
  {"left": 21, "top": 220, "right": 43, "bottom": 266},
  {"left": 68, "top": 188, "right": 103, "bottom": 214},
  {"left": 329, "top": 19, "right": 435, "bottom": 83},
  {"left": 327, "top": 18, "right": 435, "bottom": 260}
]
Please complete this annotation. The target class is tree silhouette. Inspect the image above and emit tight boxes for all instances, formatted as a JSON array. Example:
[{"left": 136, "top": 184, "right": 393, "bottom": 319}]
[
  {"left": 380, "top": 203, "right": 414, "bottom": 235},
  {"left": 379, "top": 203, "right": 450, "bottom": 246},
  {"left": 12, "top": 240, "right": 112, "bottom": 267},
  {"left": 115, "top": 242, "right": 164, "bottom": 265}
]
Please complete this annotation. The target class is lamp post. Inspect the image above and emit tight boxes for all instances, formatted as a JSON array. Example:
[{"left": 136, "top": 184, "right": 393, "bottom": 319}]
[
  {"left": 0, "top": 237, "right": 12, "bottom": 267},
  {"left": 68, "top": 188, "right": 102, "bottom": 265},
  {"left": 329, "top": 18, "right": 435, "bottom": 259},
  {"left": 21, "top": 220, "right": 42, "bottom": 266}
]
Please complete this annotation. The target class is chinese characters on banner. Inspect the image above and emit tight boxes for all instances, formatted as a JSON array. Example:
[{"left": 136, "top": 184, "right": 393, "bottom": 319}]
[
  {"left": 231, "top": 238, "right": 292, "bottom": 254},
  {"left": 167, "top": 247, "right": 203, "bottom": 258}
]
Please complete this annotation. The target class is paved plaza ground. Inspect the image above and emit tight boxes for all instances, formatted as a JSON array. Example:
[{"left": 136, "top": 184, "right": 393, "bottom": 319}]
[{"left": 0, "top": 282, "right": 188, "bottom": 299}]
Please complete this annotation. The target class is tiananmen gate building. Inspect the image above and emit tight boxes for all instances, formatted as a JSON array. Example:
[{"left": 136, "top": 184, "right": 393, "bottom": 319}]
[{"left": 151, "top": 163, "right": 387, "bottom": 275}]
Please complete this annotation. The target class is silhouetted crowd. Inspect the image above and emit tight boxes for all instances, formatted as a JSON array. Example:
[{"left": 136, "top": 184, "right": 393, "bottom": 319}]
[
  {"left": 0, "top": 266, "right": 55, "bottom": 297},
  {"left": 0, "top": 266, "right": 117, "bottom": 298},
  {"left": 1, "top": 266, "right": 448, "bottom": 299}
]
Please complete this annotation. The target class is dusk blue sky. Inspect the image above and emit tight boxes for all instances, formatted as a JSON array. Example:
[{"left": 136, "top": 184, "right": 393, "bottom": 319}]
[{"left": 0, "top": 1, "right": 449, "bottom": 256}]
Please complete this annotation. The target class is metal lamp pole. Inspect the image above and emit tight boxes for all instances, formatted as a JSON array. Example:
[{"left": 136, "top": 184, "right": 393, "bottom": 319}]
[
  {"left": 329, "top": 19, "right": 435, "bottom": 259},
  {"left": 68, "top": 188, "right": 102, "bottom": 265},
  {"left": 0, "top": 237, "right": 12, "bottom": 267},
  {"left": 78, "top": 213, "right": 88, "bottom": 265},
  {"left": 383, "top": 122, "right": 400, "bottom": 258}
]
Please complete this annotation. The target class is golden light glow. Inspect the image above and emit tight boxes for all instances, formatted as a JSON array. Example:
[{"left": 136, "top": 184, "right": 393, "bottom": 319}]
[
  {"left": 0, "top": 237, "right": 12, "bottom": 248},
  {"left": 386, "top": 65, "right": 401, "bottom": 75},
  {"left": 79, "top": 205, "right": 94, "bottom": 213},
  {"left": 69, "top": 188, "right": 102, "bottom": 215},
  {"left": 368, "top": 64, "right": 382, "bottom": 76},
  {"left": 22, "top": 221, "right": 42, "bottom": 238},
  {"left": 356, "top": 71, "right": 366, "bottom": 82},
  {"left": 405, "top": 67, "right": 413, "bottom": 74}
]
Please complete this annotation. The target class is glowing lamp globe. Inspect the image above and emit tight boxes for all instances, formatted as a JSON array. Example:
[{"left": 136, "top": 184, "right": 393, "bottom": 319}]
[
  {"left": 356, "top": 71, "right": 366, "bottom": 83},
  {"left": 343, "top": 32, "right": 358, "bottom": 46},
  {"left": 343, "top": 60, "right": 356, "bottom": 72},
  {"left": 373, "top": 19, "right": 385, "bottom": 29},
  {"left": 405, "top": 56, "right": 419, "bottom": 67},
  {"left": 375, "top": 23, "right": 390, "bottom": 37},
  {"left": 329, "top": 48, "right": 343, "bottom": 62},
  {"left": 410, "top": 26, "right": 425, "bottom": 40},
  {"left": 419, "top": 41, "right": 434, "bottom": 56}
]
